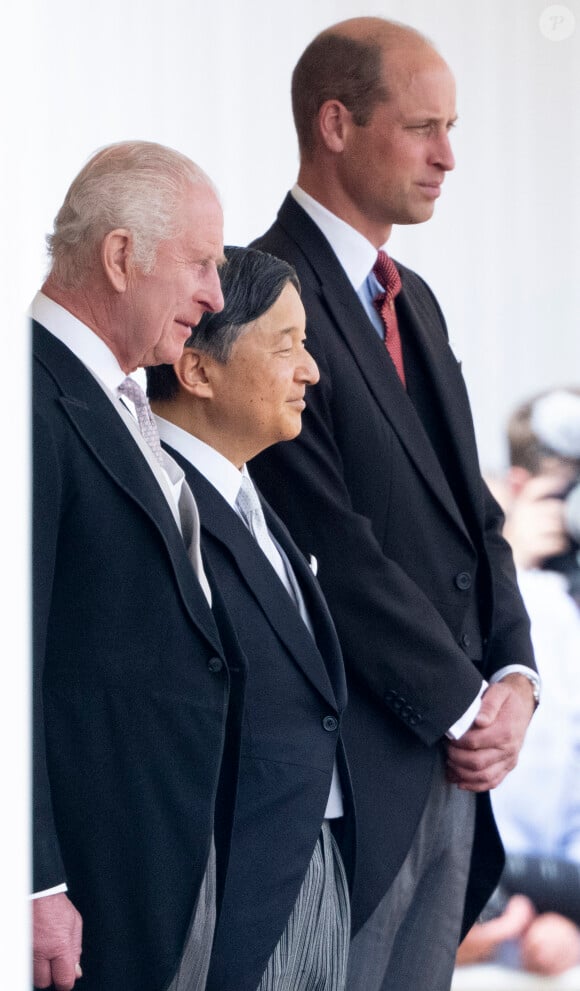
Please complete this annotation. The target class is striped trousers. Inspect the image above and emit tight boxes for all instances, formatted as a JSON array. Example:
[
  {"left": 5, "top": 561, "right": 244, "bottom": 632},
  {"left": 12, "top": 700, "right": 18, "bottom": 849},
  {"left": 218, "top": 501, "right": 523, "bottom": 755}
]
[
  {"left": 257, "top": 821, "right": 351, "bottom": 991},
  {"left": 166, "top": 839, "right": 216, "bottom": 991}
]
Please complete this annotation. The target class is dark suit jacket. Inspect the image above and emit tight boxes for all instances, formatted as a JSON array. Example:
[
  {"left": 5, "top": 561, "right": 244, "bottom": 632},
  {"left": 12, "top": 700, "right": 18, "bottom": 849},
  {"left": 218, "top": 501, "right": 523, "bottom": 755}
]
[
  {"left": 165, "top": 448, "right": 355, "bottom": 991},
  {"left": 250, "top": 194, "right": 536, "bottom": 936},
  {"left": 33, "top": 321, "right": 246, "bottom": 991}
]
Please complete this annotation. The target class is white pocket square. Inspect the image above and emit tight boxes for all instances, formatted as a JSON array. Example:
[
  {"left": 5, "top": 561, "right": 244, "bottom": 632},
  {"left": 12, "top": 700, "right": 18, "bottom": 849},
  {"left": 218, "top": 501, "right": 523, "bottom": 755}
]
[{"left": 309, "top": 554, "right": 318, "bottom": 576}]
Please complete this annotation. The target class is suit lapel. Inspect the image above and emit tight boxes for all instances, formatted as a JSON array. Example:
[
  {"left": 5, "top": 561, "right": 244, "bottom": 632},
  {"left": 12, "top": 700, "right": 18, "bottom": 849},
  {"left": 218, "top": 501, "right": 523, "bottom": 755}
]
[
  {"left": 33, "top": 322, "right": 222, "bottom": 655},
  {"left": 171, "top": 451, "right": 342, "bottom": 711},
  {"left": 277, "top": 195, "right": 470, "bottom": 540},
  {"left": 398, "top": 287, "right": 484, "bottom": 516},
  {"left": 262, "top": 501, "right": 347, "bottom": 710}
]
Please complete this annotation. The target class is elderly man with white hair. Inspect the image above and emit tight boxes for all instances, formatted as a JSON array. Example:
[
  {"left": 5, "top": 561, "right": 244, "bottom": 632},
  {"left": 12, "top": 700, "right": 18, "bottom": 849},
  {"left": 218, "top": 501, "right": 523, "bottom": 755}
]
[{"left": 31, "top": 140, "right": 243, "bottom": 991}]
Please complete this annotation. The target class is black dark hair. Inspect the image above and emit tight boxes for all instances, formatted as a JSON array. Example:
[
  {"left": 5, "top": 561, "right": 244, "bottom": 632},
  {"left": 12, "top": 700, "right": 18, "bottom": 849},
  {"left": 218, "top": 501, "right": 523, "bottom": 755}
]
[{"left": 146, "top": 246, "right": 300, "bottom": 402}]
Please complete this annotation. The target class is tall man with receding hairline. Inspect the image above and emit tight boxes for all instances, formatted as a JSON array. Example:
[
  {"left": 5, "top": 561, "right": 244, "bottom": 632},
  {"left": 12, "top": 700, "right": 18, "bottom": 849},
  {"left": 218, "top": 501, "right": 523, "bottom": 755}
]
[{"left": 250, "top": 17, "right": 538, "bottom": 990}]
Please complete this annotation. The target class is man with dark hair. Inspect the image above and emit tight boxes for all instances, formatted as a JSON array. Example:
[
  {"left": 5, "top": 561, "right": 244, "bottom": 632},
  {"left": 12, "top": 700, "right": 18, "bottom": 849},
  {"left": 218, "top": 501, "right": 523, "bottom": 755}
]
[
  {"left": 147, "top": 247, "right": 354, "bottom": 991},
  {"left": 250, "top": 16, "right": 538, "bottom": 991},
  {"left": 32, "top": 140, "right": 243, "bottom": 991}
]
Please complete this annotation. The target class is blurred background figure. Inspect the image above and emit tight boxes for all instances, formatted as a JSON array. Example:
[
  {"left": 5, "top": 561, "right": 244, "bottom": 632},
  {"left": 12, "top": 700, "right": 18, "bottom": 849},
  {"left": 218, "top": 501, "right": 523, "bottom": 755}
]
[{"left": 457, "top": 386, "right": 580, "bottom": 977}]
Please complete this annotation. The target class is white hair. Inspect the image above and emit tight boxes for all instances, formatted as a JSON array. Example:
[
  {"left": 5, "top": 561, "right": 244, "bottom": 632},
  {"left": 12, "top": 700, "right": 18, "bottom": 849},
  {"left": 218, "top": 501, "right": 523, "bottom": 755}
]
[{"left": 47, "top": 140, "right": 217, "bottom": 289}]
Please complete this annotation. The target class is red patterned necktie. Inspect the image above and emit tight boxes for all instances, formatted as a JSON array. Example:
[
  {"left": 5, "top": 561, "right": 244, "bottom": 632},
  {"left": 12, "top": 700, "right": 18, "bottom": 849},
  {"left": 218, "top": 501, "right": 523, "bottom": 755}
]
[{"left": 372, "top": 250, "right": 405, "bottom": 386}]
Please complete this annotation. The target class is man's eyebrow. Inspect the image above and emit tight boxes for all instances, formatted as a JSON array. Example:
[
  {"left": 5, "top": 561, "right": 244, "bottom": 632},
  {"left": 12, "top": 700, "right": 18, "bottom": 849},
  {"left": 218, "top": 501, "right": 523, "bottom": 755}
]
[
  {"left": 405, "top": 113, "right": 459, "bottom": 125},
  {"left": 273, "top": 326, "right": 300, "bottom": 340}
]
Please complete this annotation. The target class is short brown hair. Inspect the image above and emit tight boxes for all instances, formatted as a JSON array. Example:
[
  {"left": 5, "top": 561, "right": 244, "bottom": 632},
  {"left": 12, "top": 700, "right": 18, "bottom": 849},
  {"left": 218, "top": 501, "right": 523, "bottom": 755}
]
[
  {"left": 292, "top": 32, "right": 389, "bottom": 158},
  {"left": 291, "top": 19, "right": 430, "bottom": 158}
]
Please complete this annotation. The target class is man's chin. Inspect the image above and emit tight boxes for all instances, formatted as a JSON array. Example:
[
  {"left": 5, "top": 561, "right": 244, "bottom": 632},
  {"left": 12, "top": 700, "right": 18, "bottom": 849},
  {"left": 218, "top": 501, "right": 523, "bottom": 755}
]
[{"left": 149, "top": 338, "right": 190, "bottom": 367}]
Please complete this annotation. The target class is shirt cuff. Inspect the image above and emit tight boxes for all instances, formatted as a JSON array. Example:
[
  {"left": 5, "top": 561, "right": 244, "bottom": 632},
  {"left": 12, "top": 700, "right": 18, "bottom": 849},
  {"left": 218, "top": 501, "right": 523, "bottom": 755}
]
[
  {"left": 446, "top": 680, "right": 488, "bottom": 740},
  {"left": 489, "top": 664, "right": 541, "bottom": 705},
  {"left": 30, "top": 883, "right": 68, "bottom": 900},
  {"left": 489, "top": 664, "right": 540, "bottom": 688}
]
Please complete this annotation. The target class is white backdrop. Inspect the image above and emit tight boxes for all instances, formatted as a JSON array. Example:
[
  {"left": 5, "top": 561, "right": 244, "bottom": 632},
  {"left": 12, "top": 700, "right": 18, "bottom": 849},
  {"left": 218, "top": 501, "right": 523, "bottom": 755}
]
[{"left": 2, "top": 0, "right": 579, "bottom": 981}]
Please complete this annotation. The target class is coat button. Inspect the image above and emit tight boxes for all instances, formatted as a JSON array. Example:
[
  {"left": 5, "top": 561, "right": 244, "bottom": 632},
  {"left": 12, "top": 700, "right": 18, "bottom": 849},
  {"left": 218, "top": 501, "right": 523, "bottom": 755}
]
[
  {"left": 208, "top": 656, "right": 223, "bottom": 673},
  {"left": 454, "top": 572, "right": 472, "bottom": 590},
  {"left": 461, "top": 633, "right": 471, "bottom": 648},
  {"left": 322, "top": 715, "right": 338, "bottom": 732}
]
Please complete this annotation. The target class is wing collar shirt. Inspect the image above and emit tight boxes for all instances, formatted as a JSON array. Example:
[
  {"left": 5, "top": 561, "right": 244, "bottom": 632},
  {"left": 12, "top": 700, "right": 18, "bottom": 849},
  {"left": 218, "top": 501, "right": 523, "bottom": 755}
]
[
  {"left": 290, "top": 187, "right": 540, "bottom": 735},
  {"left": 155, "top": 415, "right": 344, "bottom": 818}
]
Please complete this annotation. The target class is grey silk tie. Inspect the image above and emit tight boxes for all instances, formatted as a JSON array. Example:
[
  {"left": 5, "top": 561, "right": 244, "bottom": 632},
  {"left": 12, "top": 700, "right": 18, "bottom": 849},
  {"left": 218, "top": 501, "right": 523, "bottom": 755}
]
[
  {"left": 236, "top": 475, "right": 281, "bottom": 568},
  {"left": 117, "top": 376, "right": 212, "bottom": 605},
  {"left": 118, "top": 376, "right": 166, "bottom": 469},
  {"left": 237, "top": 475, "right": 309, "bottom": 618}
]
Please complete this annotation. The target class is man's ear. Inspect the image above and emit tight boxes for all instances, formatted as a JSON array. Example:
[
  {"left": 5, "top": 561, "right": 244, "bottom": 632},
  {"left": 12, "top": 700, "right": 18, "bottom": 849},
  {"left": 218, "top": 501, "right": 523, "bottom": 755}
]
[
  {"left": 318, "top": 99, "right": 352, "bottom": 153},
  {"left": 101, "top": 229, "right": 133, "bottom": 292},
  {"left": 174, "top": 348, "right": 215, "bottom": 399}
]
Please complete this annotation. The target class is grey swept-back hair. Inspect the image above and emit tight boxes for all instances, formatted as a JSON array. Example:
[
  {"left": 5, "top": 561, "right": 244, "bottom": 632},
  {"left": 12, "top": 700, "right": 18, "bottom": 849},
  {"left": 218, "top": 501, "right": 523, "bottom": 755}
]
[{"left": 46, "top": 140, "right": 216, "bottom": 289}]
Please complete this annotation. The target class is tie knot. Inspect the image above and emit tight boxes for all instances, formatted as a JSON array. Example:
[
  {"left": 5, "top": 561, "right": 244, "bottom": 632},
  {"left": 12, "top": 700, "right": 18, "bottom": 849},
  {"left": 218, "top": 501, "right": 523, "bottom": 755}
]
[
  {"left": 118, "top": 376, "right": 165, "bottom": 467},
  {"left": 373, "top": 250, "right": 402, "bottom": 306},
  {"left": 236, "top": 475, "right": 263, "bottom": 524},
  {"left": 118, "top": 375, "right": 148, "bottom": 410}
]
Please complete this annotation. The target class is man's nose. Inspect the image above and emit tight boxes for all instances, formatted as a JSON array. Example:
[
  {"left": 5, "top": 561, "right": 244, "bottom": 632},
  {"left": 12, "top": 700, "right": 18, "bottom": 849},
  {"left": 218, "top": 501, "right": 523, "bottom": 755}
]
[
  {"left": 299, "top": 348, "right": 320, "bottom": 385},
  {"left": 199, "top": 264, "right": 224, "bottom": 314},
  {"left": 434, "top": 131, "right": 455, "bottom": 172}
]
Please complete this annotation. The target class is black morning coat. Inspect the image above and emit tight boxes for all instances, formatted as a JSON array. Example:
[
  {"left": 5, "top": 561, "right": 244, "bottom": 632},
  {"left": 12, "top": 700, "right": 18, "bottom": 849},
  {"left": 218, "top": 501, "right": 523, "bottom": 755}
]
[
  {"left": 250, "top": 194, "right": 537, "bottom": 937},
  {"left": 33, "top": 321, "right": 247, "bottom": 991},
  {"left": 165, "top": 450, "right": 355, "bottom": 991}
]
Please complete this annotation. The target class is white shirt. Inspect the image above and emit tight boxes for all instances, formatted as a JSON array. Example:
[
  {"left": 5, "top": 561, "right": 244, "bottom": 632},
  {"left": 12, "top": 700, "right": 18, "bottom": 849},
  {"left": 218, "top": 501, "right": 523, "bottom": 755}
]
[
  {"left": 290, "top": 187, "right": 539, "bottom": 736},
  {"left": 292, "top": 184, "right": 386, "bottom": 339},
  {"left": 156, "top": 420, "right": 292, "bottom": 588},
  {"left": 155, "top": 417, "right": 344, "bottom": 818}
]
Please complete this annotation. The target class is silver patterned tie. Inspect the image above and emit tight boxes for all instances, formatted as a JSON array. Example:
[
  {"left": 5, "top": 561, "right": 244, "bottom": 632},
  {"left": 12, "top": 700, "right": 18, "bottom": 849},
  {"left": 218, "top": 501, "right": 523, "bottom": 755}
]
[
  {"left": 236, "top": 474, "right": 288, "bottom": 571},
  {"left": 118, "top": 376, "right": 212, "bottom": 605},
  {"left": 118, "top": 376, "right": 166, "bottom": 469},
  {"left": 238, "top": 476, "right": 311, "bottom": 619}
]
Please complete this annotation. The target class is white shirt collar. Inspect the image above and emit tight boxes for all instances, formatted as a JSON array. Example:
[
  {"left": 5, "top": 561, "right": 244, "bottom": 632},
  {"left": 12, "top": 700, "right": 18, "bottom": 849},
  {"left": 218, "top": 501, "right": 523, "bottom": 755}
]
[
  {"left": 291, "top": 184, "right": 382, "bottom": 292},
  {"left": 30, "top": 290, "right": 127, "bottom": 394},
  {"left": 154, "top": 415, "right": 248, "bottom": 509}
]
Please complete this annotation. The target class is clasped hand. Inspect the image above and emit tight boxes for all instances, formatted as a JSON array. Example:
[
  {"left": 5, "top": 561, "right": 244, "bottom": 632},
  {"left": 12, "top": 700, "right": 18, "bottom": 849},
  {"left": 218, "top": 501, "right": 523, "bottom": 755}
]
[{"left": 446, "top": 674, "right": 536, "bottom": 792}]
